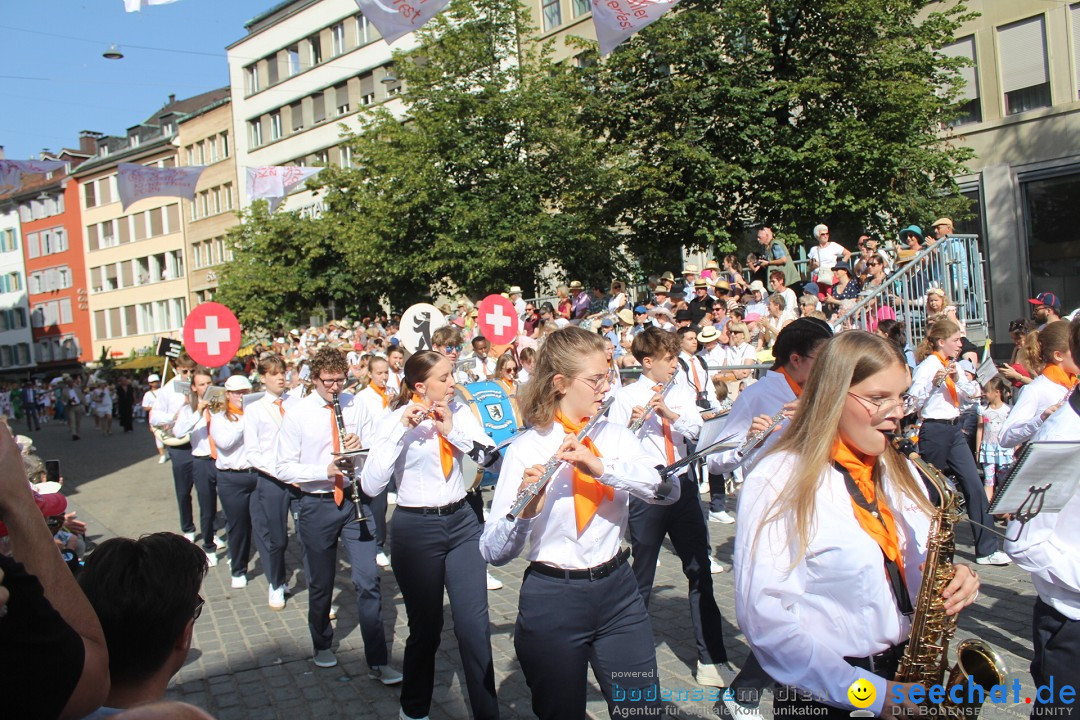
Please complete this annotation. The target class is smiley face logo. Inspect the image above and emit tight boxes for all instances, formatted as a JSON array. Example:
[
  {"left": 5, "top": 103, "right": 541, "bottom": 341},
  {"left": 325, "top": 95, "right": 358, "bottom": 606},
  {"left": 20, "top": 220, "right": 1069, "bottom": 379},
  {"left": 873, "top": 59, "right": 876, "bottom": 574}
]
[{"left": 848, "top": 678, "right": 876, "bottom": 709}]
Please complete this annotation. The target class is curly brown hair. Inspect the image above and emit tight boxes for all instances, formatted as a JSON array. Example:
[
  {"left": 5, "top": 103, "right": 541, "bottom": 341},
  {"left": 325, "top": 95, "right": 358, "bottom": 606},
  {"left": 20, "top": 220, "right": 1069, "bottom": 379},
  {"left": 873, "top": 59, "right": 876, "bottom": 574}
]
[{"left": 309, "top": 346, "right": 348, "bottom": 381}]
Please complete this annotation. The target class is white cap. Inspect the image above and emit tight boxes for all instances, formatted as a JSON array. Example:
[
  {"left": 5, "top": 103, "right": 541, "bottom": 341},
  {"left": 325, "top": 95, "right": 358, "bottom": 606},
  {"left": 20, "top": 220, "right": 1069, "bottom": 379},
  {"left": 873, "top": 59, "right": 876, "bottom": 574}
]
[
  {"left": 147, "top": 374, "right": 161, "bottom": 383},
  {"left": 223, "top": 375, "right": 253, "bottom": 392}
]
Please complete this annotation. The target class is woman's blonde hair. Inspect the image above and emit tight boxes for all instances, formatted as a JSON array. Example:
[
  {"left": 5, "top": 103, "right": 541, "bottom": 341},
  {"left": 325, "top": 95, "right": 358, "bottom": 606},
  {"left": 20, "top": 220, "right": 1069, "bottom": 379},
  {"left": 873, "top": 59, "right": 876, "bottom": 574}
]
[
  {"left": 1024, "top": 320, "right": 1071, "bottom": 375},
  {"left": 915, "top": 317, "right": 961, "bottom": 362},
  {"left": 758, "top": 331, "right": 932, "bottom": 564},
  {"left": 726, "top": 321, "right": 748, "bottom": 342},
  {"left": 518, "top": 327, "right": 605, "bottom": 428}
]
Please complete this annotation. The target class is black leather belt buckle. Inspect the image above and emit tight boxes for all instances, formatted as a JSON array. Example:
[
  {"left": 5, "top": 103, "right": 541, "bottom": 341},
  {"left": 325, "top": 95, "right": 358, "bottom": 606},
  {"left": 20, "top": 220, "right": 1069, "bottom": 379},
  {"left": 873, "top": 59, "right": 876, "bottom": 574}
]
[
  {"left": 925, "top": 417, "right": 958, "bottom": 425},
  {"left": 531, "top": 547, "right": 630, "bottom": 581}
]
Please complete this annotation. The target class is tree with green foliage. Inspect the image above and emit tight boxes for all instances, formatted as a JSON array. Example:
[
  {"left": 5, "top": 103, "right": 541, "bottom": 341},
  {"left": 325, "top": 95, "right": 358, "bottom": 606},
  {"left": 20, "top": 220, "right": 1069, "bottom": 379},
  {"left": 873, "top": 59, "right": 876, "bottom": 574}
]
[{"left": 573, "top": 0, "right": 976, "bottom": 256}]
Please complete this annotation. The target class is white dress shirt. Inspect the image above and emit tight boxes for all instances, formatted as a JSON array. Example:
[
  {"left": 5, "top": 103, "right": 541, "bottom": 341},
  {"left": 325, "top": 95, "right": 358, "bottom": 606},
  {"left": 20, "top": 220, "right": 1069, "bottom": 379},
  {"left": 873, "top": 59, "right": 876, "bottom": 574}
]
[
  {"left": 723, "top": 342, "right": 758, "bottom": 368},
  {"left": 699, "top": 344, "right": 726, "bottom": 370},
  {"left": 707, "top": 370, "right": 796, "bottom": 474},
  {"left": 356, "top": 385, "right": 392, "bottom": 421},
  {"left": 361, "top": 400, "right": 493, "bottom": 507},
  {"left": 998, "top": 374, "right": 1069, "bottom": 448},
  {"left": 173, "top": 404, "right": 213, "bottom": 458},
  {"left": 209, "top": 411, "right": 249, "bottom": 470},
  {"left": 387, "top": 369, "right": 404, "bottom": 395},
  {"left": 677, "top": 351, "right": 718, "bottom": 410},
  {"left": 735, "top": 451, "right": 930, "bottom": 715},
  {"left": 148, "top": 378, "right": 187, "bottom": 430},
  {"left": 910, "top": 354, "right": 979, "bottom": 421},
  {"left": 243, "top": 392, "right": 286, "bottom": 477},
  {"left": 140, "top": 389, "right": 158, "bottom": 412},
  {"left": 1004, "top": 402, "right": 1080, "bottom": 620},
  {"left": 275, "top": 391, "right": 374, "bottom": 493},
  {"left": 479, "top": 419, "right": 677, "bottom": 570},
  {"left": 608, "top": 375, "right": 701, "bottom": 465}
]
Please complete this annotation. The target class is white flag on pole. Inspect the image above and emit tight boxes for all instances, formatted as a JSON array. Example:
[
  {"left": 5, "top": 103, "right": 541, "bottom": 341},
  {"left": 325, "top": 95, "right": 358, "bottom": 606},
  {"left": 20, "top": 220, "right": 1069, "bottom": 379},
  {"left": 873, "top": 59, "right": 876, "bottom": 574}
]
[
  {"left": 123, "top": 0, "right": 181, "bottom": 12},
  {"left": 246, "top": 166, "right": 325, "bottom": 212},
  {"left": 591, "top": 0, "right": 681, "bottom": 56},
  {"left": 353, "top": 0, "right": 450, "bottom": 45},
  {"left": 0, "top": 159, "right": 67, "bottom": 194},
  {"left": 117, "top": 163, "right": 206, "bottom": 210}
]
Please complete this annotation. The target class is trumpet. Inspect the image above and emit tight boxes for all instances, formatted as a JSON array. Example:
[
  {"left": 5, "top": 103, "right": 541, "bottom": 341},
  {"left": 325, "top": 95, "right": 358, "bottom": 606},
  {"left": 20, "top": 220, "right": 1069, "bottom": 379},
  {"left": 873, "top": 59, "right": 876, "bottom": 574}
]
[
  {"left": 629, "top": 376, "right": 677, "bottom": 433},
  {"left": 507, "top": 396, "right": 615, "bottom": 518}
]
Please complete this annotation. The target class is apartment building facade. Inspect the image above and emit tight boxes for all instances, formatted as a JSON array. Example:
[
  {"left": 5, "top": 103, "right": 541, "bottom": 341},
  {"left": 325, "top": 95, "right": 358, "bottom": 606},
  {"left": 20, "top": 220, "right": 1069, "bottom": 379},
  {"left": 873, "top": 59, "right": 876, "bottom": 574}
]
[
  {"left": 178, "top": 98, "right": 240, "bottom": 306},
  {"left": 0, "top": 206, "right": 34, "bottom": 373},
  {"left": 227, "top": 0, "right": 414, "bottom": 214}
]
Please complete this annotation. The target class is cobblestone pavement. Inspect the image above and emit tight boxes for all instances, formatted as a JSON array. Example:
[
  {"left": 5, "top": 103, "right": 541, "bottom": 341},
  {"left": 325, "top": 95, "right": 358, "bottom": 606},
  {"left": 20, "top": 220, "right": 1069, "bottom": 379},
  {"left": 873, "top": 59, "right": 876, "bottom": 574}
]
[{"left": 30, "top": 418, "right": 1040, "bottom": 720}]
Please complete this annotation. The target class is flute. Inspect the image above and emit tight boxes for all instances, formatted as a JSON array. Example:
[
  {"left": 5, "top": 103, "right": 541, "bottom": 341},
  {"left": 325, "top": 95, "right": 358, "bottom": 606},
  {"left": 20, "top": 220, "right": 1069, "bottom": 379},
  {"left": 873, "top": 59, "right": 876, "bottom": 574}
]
[
  {"left": 507, "top": 396, "right": 615, "bottom": 519},
  {"left": 728, "top": 407, "right": 787, "bottom": 470},
  {"left": 933, "top": 358, "right": 956, "bottom": 389},
  {"left": 629, "top": 375, "right": 677, "bottom": 432}
]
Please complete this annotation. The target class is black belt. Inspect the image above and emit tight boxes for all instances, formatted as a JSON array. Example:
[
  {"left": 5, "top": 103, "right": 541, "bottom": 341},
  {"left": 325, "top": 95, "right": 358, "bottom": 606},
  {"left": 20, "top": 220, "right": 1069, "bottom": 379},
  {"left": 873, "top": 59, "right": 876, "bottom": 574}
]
[
  {"left": 220, "top": 467, "right": 257, "bottom": 473},
  {"left": 298, "top": 487, "right": 360, "bottom": 499},
  {"left": 168, "top": 443, "right": 192, "bottom": 450},
  {"left": 845, "top": 641, "right": 907, "bottom": 676},
  {"left": 395, "top": 498, "right": 467, "bottom": 516},
  {"left": 923, "top": 417, "right": 959, "bottom": 426},
  {"left": 529, "top": 547, "right": 631, "bottom": 582}
]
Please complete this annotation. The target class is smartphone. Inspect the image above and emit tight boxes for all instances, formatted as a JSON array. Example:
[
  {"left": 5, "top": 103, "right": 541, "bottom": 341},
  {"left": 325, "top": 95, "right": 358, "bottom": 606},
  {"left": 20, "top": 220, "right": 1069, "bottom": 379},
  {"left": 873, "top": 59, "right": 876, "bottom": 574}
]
[{"left": 46, "top": 459, "right": 61, "bottom": 485}]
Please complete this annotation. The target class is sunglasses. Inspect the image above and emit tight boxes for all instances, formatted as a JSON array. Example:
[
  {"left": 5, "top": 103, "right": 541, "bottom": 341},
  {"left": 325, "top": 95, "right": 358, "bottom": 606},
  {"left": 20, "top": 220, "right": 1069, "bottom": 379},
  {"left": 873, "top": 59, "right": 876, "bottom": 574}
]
[{"left": 193, "top": 595, "right": 205, "bottom": 621}]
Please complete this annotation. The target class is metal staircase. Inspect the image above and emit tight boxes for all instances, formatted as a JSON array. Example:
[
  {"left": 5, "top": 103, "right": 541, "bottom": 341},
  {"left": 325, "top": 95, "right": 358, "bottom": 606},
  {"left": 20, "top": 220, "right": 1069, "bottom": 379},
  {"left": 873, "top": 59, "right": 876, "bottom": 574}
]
[{"left": 829, "top": 234, "right": 989, "bottom": 349}]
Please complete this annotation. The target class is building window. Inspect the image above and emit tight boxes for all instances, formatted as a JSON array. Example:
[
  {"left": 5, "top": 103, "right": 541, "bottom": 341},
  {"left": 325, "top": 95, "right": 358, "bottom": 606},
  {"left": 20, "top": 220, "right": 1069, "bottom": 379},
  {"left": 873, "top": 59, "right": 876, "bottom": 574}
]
[
  {"left": 332, "top": 23, "right": 346, "bottom": 55},
  {"left": 572, "top": 0, "right": 589, "bottom": 17},
  {"left": 0, "top": 228, "right": 16, "bottom": 253},
  {"left": 246, "top": 64, "right": 260, "bottom": 94},
  {"left": 998, "top": 15, "right": 1051, "bottom": 115},
  {"left": 941, "top": 36, "right": 981, "bottom": 126},
  {"left": 335, "top": 83, "right": 350, "bottom": 115},
  {"left": 290, "top": 101, "right": 304, "bottom": 132},
  {"left": 313, "top": 93, "right": 326, "bottom": 124},
  {"left": 542, "top": 0, "right": 561, "bottom": 32},
  {"left": 267, "top": 55, "right": 280, "bottom": 86},
  {"left": 84, "top": 181, "right": 97, "bottom": 208},
  {"left": 250, "top": 119, "right": 264, "bottom": 147},
  {"left": 270, "top": 111, "right": 283, "bottom": 141},
  {"left": 360, "top": 73, "right": 375, "bottom": 106},
  {"left": 1022, "top": 170, "right": 1080, "bottom": 315},
  {"left": 288, "top": 45, "right": 301, "bottom": 76},
  {"left": 220, "top": 131, "right": 230, "bottom": 158},
  {"left": 224, "top": 183, "right": 234, "bottom": 210},
  {"left": 356, "top": 13, "right": 380, "bottom": 45},
  {"left": 309, "top": 34, "right": 323, "bottom": 66}
]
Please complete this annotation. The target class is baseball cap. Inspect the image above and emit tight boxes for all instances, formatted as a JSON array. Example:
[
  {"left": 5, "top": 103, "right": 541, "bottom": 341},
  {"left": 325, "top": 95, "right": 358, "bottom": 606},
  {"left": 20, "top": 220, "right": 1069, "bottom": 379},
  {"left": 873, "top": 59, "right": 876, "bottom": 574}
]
[
  {"left": 147, "top": 373, "right": 161, "bottom": 383},
  {"left": 1028, "top": 292, "right": 1061, "bottom": 310},
  {"left": 634, "top": 305, "right": 648, "bottom": 314}
]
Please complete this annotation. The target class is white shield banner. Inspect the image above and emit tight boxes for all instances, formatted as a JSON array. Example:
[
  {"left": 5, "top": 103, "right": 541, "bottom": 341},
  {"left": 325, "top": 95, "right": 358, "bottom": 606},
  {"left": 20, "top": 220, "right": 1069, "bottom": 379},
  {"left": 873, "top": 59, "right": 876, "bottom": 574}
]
[
  {"left": 353, "top": 0, "right": 451, "bottom": 45},
  {"left": 591, "top": 0, "right": 681, "bottom": 56}
]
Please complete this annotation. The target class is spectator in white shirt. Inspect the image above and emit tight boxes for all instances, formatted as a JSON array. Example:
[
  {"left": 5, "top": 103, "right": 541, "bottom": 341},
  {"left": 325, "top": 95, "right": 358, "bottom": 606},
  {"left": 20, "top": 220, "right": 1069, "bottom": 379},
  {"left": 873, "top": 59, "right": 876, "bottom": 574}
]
[{"left": 807, "top": 224, "right": 851, "bottom": 293}]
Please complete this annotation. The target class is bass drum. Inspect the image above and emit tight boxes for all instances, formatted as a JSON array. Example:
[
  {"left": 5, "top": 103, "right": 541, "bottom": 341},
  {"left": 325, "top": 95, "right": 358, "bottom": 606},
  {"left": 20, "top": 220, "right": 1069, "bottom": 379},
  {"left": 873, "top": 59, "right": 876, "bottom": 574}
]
[{"left": 456, "top": 380, "right": 522, "bottom": 491}]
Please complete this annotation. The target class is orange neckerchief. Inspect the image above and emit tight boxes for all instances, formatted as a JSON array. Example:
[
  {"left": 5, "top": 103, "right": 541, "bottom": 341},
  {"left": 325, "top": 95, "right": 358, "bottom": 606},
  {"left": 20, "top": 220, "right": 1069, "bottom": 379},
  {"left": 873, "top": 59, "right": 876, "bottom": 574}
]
[
  {"left": 555, "top": 410, "right": 614, "bottom": 535},
  {"left": 412, "top": 393, "right": 454, "bottom": 479},
  {"left": 832, "top": 438, "right": 905, "bottom": 578},
  {"left": 226, "top": 401, "right": 243, "bottom": 416},
  {"left": 370, "top": 383, "right": 389, "bottom": 408},
  {"left": 203, "top": 409, "right": 218, "bottom": 460},
  {"left": 933, "top": 351, "right": 958, "bottom": 406},
  {"left": 777, "top": 367, "right": 802, "bottom": 398},
  {"left": 1042, "top": 364, "right": 1078, "bottom": 391},
  {"left": 499, "top": 378, "right": 515, "bottom": 395}
]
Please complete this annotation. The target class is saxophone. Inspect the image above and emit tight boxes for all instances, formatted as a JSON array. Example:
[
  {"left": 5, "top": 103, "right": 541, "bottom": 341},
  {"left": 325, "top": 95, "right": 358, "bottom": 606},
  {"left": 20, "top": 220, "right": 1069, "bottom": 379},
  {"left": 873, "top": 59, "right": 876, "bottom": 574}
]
[{"left": 891, "top": 435, "right": 1007, "bottom": 716}]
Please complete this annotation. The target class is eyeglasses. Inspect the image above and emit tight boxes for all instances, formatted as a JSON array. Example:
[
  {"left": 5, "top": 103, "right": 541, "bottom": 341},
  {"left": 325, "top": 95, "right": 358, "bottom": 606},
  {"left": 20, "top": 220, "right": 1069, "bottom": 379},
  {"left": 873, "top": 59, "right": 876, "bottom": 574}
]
[
  {"left": 443, "top": 345, "right": 464, "bottom": 354},
  {"left": 317, "top": 376, "right": 346, "bottom": 387},
  {"left": 177, "top": 368, "right": 193, "bottom": 375},
  {"left": 573, "top": 374, "right": 611, "bottom": 393},
  {"left": 193, "top": 595, "right": 205, "bottom": 622},
  {"left": 847, "top": 391, "right": 917, "bottom": 419}
]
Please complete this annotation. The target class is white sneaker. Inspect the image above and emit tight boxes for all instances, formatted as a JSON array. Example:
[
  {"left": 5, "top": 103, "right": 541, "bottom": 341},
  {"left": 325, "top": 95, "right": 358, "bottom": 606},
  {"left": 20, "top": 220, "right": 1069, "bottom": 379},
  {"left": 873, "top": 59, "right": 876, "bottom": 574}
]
[
  {"left": 231, "top": 574, "right": 247, "bottom": 589},
  {"left": 387, "top": 492, "right": 397, "bottom": 505},
  {"left": 399, "top": 710, "right": 429, "bottom": 720},
  {"left": 723, "top": 695, "right": 759, "bottom": 720},
  {"left": 369, "top": 664, "right": 403, "bottom": 685},
  {"left": 205, "top": 550, "right": 218, "bottom": 567},
  {"left": 486, "top": 572, "right": 503, "bottom": 591},
  {"left": 313, "top": 649, "right": 337, "bottom": 668},
  {"left": 375, "top": 551, "right": 391, "bottom": 568},
  {"left": 696, "top": 661, "right": 727, "bottom": 687},
  {"left": 158, "top": 455, "right": 168, "bottom": 464},
  {"left": 975, "top": 551, "right": 1012, "bottom": 566},
  {"left": 709, "top": 510, "right": 735, "bottom": 524},
  {"left": 699, "top": 481, "right": 710, "bottom": 495},
  {"left": 710, "top": 557, "right": 726, "bottom": 574},
  {"left": 183, "top": 531, "right": 197, "bottom": 543},
  {"left": 329, "top": 604, "right": 338, "bottom": 620},
  {"left": 213, "top": 535, "right": 227, "bottom": 549},
  {"left": 268, "top": 585, "right": 286, "bottom": 610}
]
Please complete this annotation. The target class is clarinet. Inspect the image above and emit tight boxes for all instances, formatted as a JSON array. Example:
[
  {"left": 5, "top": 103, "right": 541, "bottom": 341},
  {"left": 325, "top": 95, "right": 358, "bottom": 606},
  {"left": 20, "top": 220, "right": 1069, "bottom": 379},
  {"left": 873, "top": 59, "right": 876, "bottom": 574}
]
[
  {"left": 507, "top": 396, "right": 615, "bottom": 518},
  {"left": 629, "top": 375, "right": 678, "bottom": 432},
  {"left": 330, "top": 392, "right": 365, "bottom": 522}
]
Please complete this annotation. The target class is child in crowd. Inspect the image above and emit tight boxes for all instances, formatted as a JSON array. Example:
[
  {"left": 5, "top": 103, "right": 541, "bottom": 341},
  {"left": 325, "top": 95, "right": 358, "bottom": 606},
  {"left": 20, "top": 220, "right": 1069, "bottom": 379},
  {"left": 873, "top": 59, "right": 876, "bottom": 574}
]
[{"left": 976, "top": 376, "right": 1014, "bottom": 503}]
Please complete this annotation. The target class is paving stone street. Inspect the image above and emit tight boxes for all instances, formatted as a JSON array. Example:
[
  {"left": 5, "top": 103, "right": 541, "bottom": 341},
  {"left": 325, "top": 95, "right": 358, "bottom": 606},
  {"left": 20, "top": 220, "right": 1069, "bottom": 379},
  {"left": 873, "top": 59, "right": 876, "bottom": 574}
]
[{"left": 30, "top": 417, "right": 1042, "bottom": 720}]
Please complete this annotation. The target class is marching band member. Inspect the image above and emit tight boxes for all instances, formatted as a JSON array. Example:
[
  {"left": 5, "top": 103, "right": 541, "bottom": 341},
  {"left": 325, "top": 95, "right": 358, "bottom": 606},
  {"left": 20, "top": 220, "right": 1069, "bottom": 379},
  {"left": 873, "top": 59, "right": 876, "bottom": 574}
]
[
  {"left": 517, "top": 347, "right": 536, "bottom": 385},
  {"left": 735, "top": 331, "right": 980, "bottom": 718},
  {"left": 149, "top": 355, "right": 201, "bottom": 540},
  {"left": 466, "top": 337, "right": 497, "bottom": 382},
  {"left": 1005, "top": 317, "right": 1080, "bottom": 720},
  {"left": 362, "top": 351, "right": 500, "bottom": 720},
  {"left": 911, "top": 318, "right": 1009, "bottom": 566},
  {"left": 275, "top": 347, "right": 401, "bottom": 681},
  {"left": 208, "top": 375, "right": 256, "bottom": 589},
  {"left": 998, "top": 320, "right": 1078, "bottom": 449},
  {"left": 481, "top": 327, "right": 678, "bottom": 719},
  {"left": 607, "top": 328, "right": 731, "bottom": 687},
  {"left": 243, "top": 352, "right": 297, "bottom": 610},
  {"left": 494, "top": 352, "right": 518, "bottom": 396},
  {"left": 386, "top": 345, "right": 406, "bottom": 396},
  {"left": 358, "top": 355, "right": 395, "bottom": 568},
  {"left": 170, "top": 366, "right": 223, "bottom": 566}
]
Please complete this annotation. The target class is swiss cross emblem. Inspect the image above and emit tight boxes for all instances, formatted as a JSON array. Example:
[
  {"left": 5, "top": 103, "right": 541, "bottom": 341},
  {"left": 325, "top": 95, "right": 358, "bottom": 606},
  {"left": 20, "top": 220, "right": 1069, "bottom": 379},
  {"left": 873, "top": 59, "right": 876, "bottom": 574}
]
[
  {"left": 477, "top": 294, "right": 519, "bottom": 345},
  {"left": 182, "top": 302, "right": 242, "bottom": 367}
]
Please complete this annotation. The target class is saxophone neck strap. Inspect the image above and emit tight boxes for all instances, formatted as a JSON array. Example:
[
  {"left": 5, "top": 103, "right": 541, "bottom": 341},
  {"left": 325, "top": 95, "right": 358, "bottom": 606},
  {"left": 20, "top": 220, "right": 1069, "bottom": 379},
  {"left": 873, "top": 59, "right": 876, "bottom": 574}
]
[{"left": 833, "top": 462, "right": 915, "bottom": 617}]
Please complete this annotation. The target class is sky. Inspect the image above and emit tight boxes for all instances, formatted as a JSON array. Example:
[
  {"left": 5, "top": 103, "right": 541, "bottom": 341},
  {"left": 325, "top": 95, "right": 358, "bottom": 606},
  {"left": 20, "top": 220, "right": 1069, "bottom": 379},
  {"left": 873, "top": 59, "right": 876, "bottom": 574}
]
[{"left": 0, "top": 0, "right": 274, "bottom": 160}]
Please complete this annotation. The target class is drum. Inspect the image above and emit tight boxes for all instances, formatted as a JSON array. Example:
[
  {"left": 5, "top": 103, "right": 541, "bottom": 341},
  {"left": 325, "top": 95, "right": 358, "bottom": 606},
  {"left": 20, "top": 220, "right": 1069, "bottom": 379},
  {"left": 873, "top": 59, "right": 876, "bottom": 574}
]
[{"left": 456, "top": 381, "right": 523, "bottom": 490}]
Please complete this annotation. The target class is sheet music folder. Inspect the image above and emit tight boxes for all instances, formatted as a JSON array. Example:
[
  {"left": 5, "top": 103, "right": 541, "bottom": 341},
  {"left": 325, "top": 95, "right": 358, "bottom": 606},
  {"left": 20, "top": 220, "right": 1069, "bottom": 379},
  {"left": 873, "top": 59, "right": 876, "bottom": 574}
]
[
  {"left": 987, "top": 441, "right": 1080, "bottom": 515},
  {"left": 696, "top": 412, "right": 731, "bottom": 453}
]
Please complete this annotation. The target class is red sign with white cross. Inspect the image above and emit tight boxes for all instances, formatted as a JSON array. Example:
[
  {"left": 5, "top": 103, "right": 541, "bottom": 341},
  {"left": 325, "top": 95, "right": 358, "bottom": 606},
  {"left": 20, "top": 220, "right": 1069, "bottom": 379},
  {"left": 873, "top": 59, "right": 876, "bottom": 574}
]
[
  {"left": 182, "top": 302, "right": 242, "bottom": 368},
  {"left": 477, "top": 294, "right": 519, "bottom": 345}
]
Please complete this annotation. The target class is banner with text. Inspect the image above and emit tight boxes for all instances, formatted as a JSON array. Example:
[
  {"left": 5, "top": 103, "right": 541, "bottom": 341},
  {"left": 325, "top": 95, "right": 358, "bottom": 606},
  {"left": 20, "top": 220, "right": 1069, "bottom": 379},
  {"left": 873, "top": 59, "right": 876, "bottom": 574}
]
[
  {"left": 117, "top": 163, "right": 206, "bottom": 210},
  {"left": 592, "top": 0, "right": 681, "bottom": 56},
  {"left": 246, "top": 166, "right": 325, "bottom": 213},
  {"left": 0, "top": 159, "right": 67, "bottom": 194},
  {"left": 353, "top": 0, "right": 451, "bottom": 45}
]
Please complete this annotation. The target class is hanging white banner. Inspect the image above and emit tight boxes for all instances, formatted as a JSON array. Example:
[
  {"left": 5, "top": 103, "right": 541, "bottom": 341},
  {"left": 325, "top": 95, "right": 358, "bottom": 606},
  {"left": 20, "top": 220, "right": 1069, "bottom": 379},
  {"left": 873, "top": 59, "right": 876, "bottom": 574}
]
[
  {"left": 0, "top": 159, "right": 67, "bottom": 194},
  {"left": 591, "top": 0, "right": 681, "bottom": 56},
  {"left": 124, "top": 0, "right": 181, "bottom": 12},
  {"left": 117, "top": 163, "right": 206, "bottom": 210},
  {"left": 353, "top": 0, "right": 450, "bottom": 45},
  {"left": 246, "top": 166, "right": 325, "bottom": 212}
]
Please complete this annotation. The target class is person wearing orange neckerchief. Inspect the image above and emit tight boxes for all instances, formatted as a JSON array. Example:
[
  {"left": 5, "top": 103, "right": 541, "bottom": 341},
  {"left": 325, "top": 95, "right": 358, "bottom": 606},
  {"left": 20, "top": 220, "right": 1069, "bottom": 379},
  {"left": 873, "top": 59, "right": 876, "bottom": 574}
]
[
  {"left": 170, "top": 366, "right": 223, "bottom": 568},
  {"left": 999, "top": 319, "right": 1079, "bottom": 449},
  {"left": 357, "top": 355, "right": 394, "bottom": 569},
  {"left": 208, "top": 374, "right": 256, "bottom": 590},
  {"left": 493, "top": 351, "right": 518, "bottom": 396},
  {"left": 735, "top": 331, "right": 981, "bottom": 720},
  {"left": 480, "top": 327, "right": 677, "bottom": 720},
  {"left": 912, "top": 317, "right": 1010, "bottom": 567},
  {"left": 361, "top": 351, "right": 500, "bottom": 720}
]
